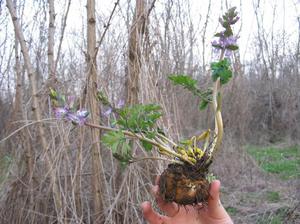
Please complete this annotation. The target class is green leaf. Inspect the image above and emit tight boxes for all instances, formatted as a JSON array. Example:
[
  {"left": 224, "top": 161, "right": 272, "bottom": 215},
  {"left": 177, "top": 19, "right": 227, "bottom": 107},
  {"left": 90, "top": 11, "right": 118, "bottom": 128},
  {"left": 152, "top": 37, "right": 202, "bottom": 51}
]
[
  {"left": 206, "top": 173, "right": 217, "bottom": 183},
  {"left": 179, "top": 139, "right": 191, "bottom": 145},
  {"left": 49, "top": 88, "right": 57, "bottom": 100},
  {"left": 102, "top": 131, "right": 133, "bottom": 166},
  {"left": 57, "top": 94, "right": 66, "bottom": 106},
  {"left": 112, "top": 151, "right": 132, "bottom": 167},
  {"left": 117, "top": 104, "right": 162, "bottom": 132},
  {"left": 168, "top": 74, "right": 213, "bottom": 110},
  {"left": 221, "top": 21, "right": 229, "bottom": 29},
  {"left": 119, "top": 142, "right": 133, "bottom": 165},
  {"left": 157, "top": 127, "right": 166, "bottom": 136},
  {"left": 223, "top": 27, "right": 233, "bottom": 37},
  {"left": 211, "top": 44, "right": 223, "bottom": 49},
  {"left": 97, "top": 91, "right": 110, "bottom": 106},
  {"left": 49, "top": 88, "right": 66, "bottom": 107},
  {"left": 227, "top": 7, "right": 237, "bottom": 17},
  {"left": 211, "top": 59, "right": 232, "bottom": 85},
  {"left": 102, "top": 131, "right": 125, "bottom": 153},
  {"left": 226, "top": 45, "right": 239, "bottom": 51},
  {"left": 168, "top": 74, "right": 197, "bottom": 90},
  {"left": 141, "top": 140, "right": 153, "bottom": 151},
  {"left": 199, "top": 100, "right": 209, "bottom": 110}
]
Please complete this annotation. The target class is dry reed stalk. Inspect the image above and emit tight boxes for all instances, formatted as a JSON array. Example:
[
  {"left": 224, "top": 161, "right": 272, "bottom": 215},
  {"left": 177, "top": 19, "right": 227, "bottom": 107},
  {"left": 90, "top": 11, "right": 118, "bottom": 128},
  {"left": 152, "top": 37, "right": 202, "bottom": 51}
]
[{"left": 6, "top": 0, "right": 64, "bottom": 221}]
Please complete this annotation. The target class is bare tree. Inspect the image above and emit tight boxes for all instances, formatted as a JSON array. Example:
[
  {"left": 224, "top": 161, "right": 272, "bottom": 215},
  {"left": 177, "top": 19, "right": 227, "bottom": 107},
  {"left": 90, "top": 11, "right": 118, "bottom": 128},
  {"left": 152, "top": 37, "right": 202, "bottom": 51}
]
[
  {"left": 54, "top": 0, "right": 71, "bottom": 76},
  {"left": 1, "top": 1, "right": 300, "bottom": 223},
  {"left": 48, "top": 0, "right": 55, "bottom": 79},
  {"left": 6, "top": 0, "right": 63, "bottom": 221},
  {"left": 126, "top": 0, "right": 147, "bottom": 105},
  {"left": 86, "top": 0, "right": 107, "bottom": 221},
  {"left": 201, "top": 0, "right": 211, "bottom": 72}
]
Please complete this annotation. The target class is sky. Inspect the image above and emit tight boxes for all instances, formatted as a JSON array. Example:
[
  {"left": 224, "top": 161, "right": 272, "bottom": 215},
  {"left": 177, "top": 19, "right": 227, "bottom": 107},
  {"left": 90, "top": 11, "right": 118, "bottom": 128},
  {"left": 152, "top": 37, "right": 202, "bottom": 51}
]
[
  {"left": 1, "top": 0, "right": 299, "bottom": 74},
  {"left": 64, "top": 0, "right": 300, "bottom": 62},
  {"left": 0, "top": 0, "right": 299, "bottom": 97}
]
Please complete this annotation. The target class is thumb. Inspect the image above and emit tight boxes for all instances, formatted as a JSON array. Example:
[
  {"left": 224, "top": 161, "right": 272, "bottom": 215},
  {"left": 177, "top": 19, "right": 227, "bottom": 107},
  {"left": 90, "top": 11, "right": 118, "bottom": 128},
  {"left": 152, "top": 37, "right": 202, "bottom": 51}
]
[
  {"left": 141, "top": 201, "right": 164, "bottom": 224},
  {"left": 207, "top": 180, "right": 231, "bottom": 220},
  {"left": 208, "top": 180, "right": 221, "bottom": 209}
]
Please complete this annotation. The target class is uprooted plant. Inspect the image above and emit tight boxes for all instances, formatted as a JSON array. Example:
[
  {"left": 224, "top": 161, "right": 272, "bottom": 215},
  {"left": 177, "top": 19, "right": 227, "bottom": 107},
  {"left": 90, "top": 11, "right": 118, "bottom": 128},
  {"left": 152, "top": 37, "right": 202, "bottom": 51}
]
[{"left": 50, "top": 7, "right": 239, "bottom": 206}]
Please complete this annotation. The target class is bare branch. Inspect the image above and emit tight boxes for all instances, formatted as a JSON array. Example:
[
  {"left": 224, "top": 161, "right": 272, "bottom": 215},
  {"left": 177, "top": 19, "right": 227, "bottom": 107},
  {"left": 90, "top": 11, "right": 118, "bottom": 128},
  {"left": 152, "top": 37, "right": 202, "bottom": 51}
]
[
  {"left": 94, "top": 0, "right": 120, "bottom": 58},
  {"left": 54, "top": 0, "right": 71, "bottom": 75}
]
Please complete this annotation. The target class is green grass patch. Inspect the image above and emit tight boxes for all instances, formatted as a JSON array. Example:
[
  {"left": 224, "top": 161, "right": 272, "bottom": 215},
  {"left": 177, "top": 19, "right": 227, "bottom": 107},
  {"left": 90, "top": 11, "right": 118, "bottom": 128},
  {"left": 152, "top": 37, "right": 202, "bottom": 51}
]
[
  {"left": 265, "top": 191, "right": 280, "bottom": 203},
  {"left": 225, "top": 206, "right": 238, "bottom": 216},
  {"left": 246, "top": 145, "right": 300, "bottom": 180},
  {"left": 256, "top": 207, "right": 289, "bottom": 224},
  {"left": 0, "top": 155, "right": 12, "bottom": 185}
]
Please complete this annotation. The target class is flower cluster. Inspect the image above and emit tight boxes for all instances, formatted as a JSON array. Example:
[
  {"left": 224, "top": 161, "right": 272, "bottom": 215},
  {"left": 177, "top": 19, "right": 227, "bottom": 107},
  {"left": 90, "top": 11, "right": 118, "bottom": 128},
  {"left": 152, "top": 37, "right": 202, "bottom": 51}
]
[
  {"left": 103, "top": 99, "right": 124, "bottom": 117},
  {"left": 49, "top": 89, "right": 89, "bottom": 125},
  {"left": 53, "top": 107, "right": 89, "bottom": 125},
  {"left": 211, "top": 7, "right": 239, "bottom": 57},
  {"left": 212, "top": 33, "right": 239, "bottom": 57},
  {"left": 219, "top": 13, "right": 239, "bottom": 27},
  {"left": 96, "top": 90, "right": 125, "bottom": 117}
]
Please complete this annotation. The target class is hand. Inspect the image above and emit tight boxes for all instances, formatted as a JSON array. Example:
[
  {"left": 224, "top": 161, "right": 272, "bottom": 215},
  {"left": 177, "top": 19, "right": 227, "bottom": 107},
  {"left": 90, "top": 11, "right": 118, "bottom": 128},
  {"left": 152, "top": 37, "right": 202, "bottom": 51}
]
[{"left": 141, "top": 178, "right": 233, "bottom": 224}]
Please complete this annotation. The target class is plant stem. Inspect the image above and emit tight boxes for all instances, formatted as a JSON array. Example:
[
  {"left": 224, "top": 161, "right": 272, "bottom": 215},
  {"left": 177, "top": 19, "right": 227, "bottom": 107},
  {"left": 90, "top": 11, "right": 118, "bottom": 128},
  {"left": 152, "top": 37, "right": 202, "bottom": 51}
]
[
  {"left": 208, "top": 50, "right": 225, "bottom": 161},
  {"left": 84, "top": 122, "right": 195, "bottom": 165},
  {"left": 130, "top": 156, "right": 183, "bottom": 164},
  {"left": 210, "top": 78, "right": 223, "bottom": 156},
  {"left": 219, "top": 49, "right": 225, "bottom": 61},
  {"left": 157, "top": 133, "right": 178, "bottom": 147}
]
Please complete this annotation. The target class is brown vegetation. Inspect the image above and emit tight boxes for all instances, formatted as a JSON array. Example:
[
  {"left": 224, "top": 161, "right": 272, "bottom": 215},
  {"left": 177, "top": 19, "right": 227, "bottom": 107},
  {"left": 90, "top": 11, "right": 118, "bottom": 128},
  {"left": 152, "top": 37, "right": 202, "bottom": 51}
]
[{"left": 0, "top": 0, "right": 299, "bottom": 223}]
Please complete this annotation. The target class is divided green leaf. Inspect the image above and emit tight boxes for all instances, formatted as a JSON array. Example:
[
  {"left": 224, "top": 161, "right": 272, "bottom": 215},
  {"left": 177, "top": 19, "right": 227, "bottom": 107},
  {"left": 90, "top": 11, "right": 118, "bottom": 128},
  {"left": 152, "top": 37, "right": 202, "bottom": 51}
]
[
  {"left": 102, "top": 131, "right": 125, "bottom": 154},
  {"left": 211, "top": 59, "right": 232, "bottom": 85},
  {"left": 49, "top": 88, "right": 58, "bottom": 100},
  {"left": 168, "top": 75, "right": 213, "bottom": 110},
  {"left": 96, "top": 91, "right": 110, "bottom": 106},
  {"left": 102, "top": 130, "right": 133, "bottom": 166},
  {"left": 226, "top": 45, "right": 239, "bottom": 51},
  {"left": 199, "top": 100, "right": 209, "bottom": 110},
  {"left": 168, "top": 74, "right": 197, "bottom": 90},
  {"left": 117, "top": 104, "right": 162, "bottom": 133},
  {"left": 49, "top": 88, "right": 66, "bottom": 107},
  {"left": 141, "top": 140, "right": 153, "bottom": 151}
]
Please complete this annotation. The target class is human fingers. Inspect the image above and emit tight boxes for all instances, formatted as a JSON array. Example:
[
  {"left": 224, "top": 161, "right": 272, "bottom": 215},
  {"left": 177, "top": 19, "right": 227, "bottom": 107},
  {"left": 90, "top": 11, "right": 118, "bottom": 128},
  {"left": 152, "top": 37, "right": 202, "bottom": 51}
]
[
  {"left": 208, "top": 180, "right": 221, "bottom": 209},
  {"left": 207, "top": 180, "right": 232, "bottom": 221},
  {"left": 152, "top": 185, "right": 179, "bottom": 217},
  {"left": 141, "top": 201, "right": 165, "bottom": 224}
]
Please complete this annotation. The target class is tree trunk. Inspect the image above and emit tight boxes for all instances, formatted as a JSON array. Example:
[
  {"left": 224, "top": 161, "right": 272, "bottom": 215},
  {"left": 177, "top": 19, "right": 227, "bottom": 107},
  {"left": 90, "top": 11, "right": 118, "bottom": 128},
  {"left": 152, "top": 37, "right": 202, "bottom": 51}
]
[
  {"left": 126, "top": 0, "right": 147, "bottom": 105},
  {"left": 86, "top": 0, "right": 107, "bottom": 221},
  {"left": 6, "top": 0, "right": 63, "bottom": 221},
  {"left": 48, "top": 0, "right": 55, "bottom": 79}
]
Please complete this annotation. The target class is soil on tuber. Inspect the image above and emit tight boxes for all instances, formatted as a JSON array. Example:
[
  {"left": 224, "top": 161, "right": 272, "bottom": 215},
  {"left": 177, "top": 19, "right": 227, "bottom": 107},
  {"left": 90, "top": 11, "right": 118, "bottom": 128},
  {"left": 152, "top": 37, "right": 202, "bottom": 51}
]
[{"left": 159, "top": 155, "right": 212, "bottom": 206}]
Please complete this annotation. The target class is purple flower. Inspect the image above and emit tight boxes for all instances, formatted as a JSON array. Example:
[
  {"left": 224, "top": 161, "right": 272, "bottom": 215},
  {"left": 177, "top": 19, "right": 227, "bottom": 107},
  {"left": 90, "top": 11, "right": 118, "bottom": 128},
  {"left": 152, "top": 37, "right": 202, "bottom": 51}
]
[
  {"left": 103, "top": 107, "right": 113, "bottom": 117},
  {"left": 212, "top": 34, "right": 238, "bottom": 58},
  {"left": 54, "top": 106, "right": 89, "bottom": 125},
  {"left": 212, "top": 35, "right": 237, "bottom": 49},
  {"left": 225, "top": 50, "right": 233, "bottom": 57},
  {"left": 76, "top": 109, "right": 89, "bottom": 119},
  {"left": 224, "top": 36, "right": 238, "bottom": 46},
  {"left": 65, "top": 110, "right": 88, "bottom": 125},
  {"left": 66, "top": 113, "right": 81, "bottom": 124},
  {"left": 116, "top": 99, "right": 125, "bottom": 109},
  {"left": 54, "top": 107, "right": 68, "bottom": 119},
  {"left": 228, "top": 16, "right": 240, "bottom": 25},
  {"left": 212, "top": 40, "right": 219, "bottom": 47}
]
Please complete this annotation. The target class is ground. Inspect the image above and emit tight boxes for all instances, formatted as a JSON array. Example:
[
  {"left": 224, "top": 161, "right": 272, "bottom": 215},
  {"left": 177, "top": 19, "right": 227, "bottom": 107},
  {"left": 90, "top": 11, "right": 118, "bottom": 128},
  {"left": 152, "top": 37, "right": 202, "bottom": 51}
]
[
  {"left": 219, "top": 144, "right": 300, "bottom": 223},
  {"left": 0, "top": 142, "right": 299, "bottom": 223}
]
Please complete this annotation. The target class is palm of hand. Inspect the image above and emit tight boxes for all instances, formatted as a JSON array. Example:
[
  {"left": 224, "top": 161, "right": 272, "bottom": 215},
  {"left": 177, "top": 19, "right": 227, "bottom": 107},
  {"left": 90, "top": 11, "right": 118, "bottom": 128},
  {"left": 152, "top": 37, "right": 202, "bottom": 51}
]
[{"left": 141, "top": 180, "right": 233, "bottom": 224}]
